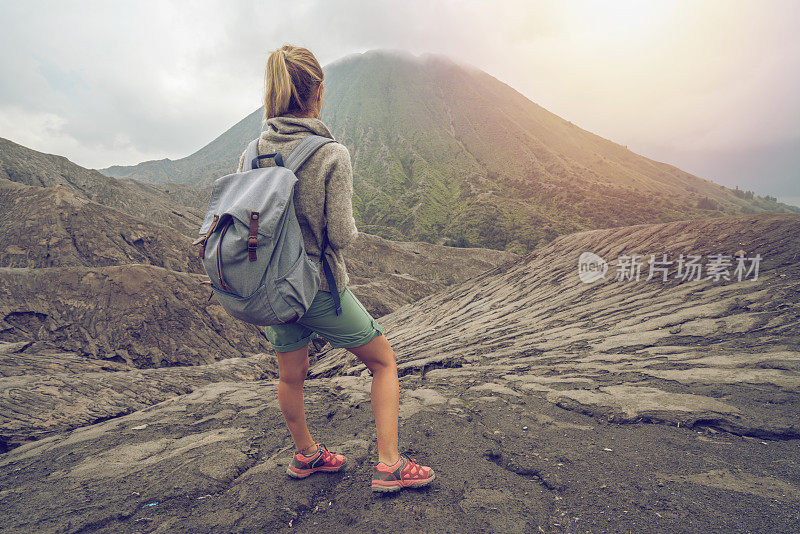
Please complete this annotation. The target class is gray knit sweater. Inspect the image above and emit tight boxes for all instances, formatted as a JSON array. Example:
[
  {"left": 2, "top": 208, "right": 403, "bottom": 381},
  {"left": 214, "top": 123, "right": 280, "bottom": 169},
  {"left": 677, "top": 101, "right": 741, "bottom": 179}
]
[{"left": 236, "top": 114, "right": 358, "bottom": 292}]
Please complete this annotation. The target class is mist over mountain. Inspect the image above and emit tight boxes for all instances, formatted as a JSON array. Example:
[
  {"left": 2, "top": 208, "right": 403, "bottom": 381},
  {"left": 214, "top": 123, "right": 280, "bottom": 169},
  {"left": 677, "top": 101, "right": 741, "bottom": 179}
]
[{"left": 100, "top": 50, "right": 798, "bottom": 252}]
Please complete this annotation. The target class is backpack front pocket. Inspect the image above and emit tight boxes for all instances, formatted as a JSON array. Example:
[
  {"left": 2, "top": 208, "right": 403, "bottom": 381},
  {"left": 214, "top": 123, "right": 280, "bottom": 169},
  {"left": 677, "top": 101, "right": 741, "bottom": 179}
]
[
  {"left": 276, "top": 253, "right": 321, "bottom": 320},
  {"left": 211, "top": 282, "right": 293, "bottom": 326}
]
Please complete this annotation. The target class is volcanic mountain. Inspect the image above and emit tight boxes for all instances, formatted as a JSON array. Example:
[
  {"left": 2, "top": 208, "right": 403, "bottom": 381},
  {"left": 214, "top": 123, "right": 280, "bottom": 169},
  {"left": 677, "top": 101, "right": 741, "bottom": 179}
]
[{"left": 101, "top": 50, "right": 798, "bottom": 252}]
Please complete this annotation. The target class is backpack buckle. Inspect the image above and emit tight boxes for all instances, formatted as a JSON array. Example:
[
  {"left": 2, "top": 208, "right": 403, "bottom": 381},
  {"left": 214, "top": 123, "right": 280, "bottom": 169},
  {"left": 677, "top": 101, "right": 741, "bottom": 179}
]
[
  {"left": 247, "top": 211, "right": 259, "bottom": 262},
  {"left": 195, "top": 214, "right": 219, "bottom": 259}
]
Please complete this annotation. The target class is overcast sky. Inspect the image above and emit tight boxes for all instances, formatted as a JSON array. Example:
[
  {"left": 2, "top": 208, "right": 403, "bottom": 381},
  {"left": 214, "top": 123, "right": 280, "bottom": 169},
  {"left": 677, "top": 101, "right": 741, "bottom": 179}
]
[{"left": 1, "top": 0, "right": 798, "bottom": 198}]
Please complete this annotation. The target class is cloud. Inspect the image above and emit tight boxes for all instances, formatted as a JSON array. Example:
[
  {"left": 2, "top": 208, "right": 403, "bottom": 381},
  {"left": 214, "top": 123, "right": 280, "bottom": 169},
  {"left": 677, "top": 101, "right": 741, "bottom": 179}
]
[{"left": 0, "top": 0, "right": 798, "bottom": 196}]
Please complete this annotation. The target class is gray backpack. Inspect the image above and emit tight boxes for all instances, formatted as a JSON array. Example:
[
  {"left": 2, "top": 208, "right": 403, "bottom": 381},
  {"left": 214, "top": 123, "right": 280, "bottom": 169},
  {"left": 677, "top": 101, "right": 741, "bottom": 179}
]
[{"left": 193, "top": 134, "right": 342, "bottom": 326}]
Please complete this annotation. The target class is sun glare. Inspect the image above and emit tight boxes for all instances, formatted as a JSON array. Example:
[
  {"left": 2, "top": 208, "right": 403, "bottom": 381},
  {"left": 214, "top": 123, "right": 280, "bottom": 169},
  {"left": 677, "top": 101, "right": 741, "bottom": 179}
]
[{"left": 561, "top": 0, "right": 676, "bottom": 49}]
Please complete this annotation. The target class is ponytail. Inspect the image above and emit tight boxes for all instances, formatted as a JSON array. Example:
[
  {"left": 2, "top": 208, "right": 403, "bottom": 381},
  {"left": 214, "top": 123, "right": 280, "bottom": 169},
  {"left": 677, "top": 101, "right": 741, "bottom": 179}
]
[{"left": 264, "top": 45, "right": 324, "bottom": 120}]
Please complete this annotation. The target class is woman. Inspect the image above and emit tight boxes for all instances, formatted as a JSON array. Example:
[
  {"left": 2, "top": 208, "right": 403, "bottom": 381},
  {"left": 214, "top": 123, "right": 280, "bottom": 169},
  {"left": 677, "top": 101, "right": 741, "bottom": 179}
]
[{"left": 237, "top": 45, "right": 434, "bottom": 492}]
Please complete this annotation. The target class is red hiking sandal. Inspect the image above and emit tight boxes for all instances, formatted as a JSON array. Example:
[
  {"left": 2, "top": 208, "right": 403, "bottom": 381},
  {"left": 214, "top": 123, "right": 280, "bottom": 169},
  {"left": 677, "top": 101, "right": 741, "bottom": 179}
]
[
  {"left": 286, "top": 443, "right": 346, "bottom": 478},
  {"left": 372, "top": 455, "right": 435, "bottom": 492}
]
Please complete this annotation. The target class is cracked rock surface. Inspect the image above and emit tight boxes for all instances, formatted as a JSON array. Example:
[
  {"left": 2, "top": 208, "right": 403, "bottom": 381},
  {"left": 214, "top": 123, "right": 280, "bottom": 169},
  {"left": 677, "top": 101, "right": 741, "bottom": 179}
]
[
  {"left": 0, "top": 213, "right": 798, "bottom": 532},
  {"left": 313, "top": 214, "right": 800, "bottom": 441},
  {"left": 1, "top": 372, "right": 799, "bottom": 533}
]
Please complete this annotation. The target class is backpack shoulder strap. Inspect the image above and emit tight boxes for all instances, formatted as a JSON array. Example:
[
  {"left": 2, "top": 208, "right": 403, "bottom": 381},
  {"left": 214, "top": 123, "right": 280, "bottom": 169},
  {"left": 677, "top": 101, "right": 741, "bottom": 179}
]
[
  {"left": 284, "top": 133, "right": 342, "bottom": 315},
  {"left": 319, "top": 230, "right": 342, "bottom": 316},
  {"left": 284, "top": 134, "right": 334, "bottom": 173},
  {"left": 243, "top": 138, "right": 260, "bottom": 171}
]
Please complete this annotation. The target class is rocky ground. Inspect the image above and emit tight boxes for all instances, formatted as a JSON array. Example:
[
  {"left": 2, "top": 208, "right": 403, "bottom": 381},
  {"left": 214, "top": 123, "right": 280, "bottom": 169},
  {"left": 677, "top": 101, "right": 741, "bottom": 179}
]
[
  {"left": 0, "top": 246, "right": 509, "bottom": 449},
  {"left": 2, "top": 374, "right": 798, "bottom": 534},
  {"left": 312, "top": 214, "right": 800, "bottom": 437},
  {"left": 0, "top": 213, "right": 798, "bottom": 532},
  {"left": 0, "top": 180, "right": 203, "bottom": 272},
  {"left": 345, "top": 232, "right": 517, "bottom": 316},
  {"left": 0, "top": 141, "right": 513, "bottom": 457}
]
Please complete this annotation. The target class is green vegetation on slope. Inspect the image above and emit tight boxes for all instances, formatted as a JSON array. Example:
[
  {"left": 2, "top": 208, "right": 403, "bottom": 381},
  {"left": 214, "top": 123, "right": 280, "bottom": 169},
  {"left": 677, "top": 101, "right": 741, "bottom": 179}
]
[{"left": 100, "top": 50, "right": 799, "bottom": 251}]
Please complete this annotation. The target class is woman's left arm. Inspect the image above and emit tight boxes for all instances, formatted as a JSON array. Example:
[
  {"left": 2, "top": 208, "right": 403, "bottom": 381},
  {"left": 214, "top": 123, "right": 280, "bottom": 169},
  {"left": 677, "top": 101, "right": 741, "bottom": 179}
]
[{"left": 323, "top": 143, "right": 359, "bottom": 250}]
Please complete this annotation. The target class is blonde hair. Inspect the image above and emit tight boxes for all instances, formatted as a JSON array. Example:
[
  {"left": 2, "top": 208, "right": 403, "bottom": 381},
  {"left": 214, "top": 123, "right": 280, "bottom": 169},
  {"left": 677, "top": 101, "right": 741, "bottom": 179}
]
[{"left": 264, "top": 45, "right": 324, "bottom": 121}]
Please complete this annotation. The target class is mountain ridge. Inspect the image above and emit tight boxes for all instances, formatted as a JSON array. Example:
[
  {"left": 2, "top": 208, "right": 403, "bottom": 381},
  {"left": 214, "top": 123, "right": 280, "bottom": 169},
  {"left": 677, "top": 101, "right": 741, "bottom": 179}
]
[
  {"left": 99, "top": 50, "right": 798, "bottom": 252},
  {"left": 0, "top": 137, "right": 206, "bottom": 237}
]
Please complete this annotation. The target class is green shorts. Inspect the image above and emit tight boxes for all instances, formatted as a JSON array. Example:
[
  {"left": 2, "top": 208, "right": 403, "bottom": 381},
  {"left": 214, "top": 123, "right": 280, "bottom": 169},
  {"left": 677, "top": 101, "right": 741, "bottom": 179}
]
[{"left": 265, "top": 286, "right": 385, "bottom": 353}]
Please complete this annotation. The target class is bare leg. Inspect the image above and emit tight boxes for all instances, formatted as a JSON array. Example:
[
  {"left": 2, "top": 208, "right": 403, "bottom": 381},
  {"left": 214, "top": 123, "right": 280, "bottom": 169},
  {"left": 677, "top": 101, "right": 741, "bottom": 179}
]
[
  {"left": 276, "top": 345, "right": 316, "bottom": 453},
  {"left": 347, "top": 334, "right": 400, "bottom": 465}
]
